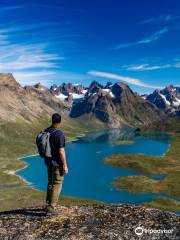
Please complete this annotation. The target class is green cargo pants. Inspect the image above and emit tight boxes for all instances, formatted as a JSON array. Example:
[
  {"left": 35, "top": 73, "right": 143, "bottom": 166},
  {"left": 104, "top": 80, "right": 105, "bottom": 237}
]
[{"left": 46, "top": 164, "right": 64, "bottom": 208}]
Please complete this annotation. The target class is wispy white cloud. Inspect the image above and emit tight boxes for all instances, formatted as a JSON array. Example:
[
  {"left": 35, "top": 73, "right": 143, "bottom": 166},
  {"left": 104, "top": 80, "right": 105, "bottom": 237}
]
[
  {"left": 0, "top": 3, "right": 56, "bottom": 12},
  {"left": 13, "top": 71, "right": 55, "bottom": 86},
  {"left": 0, "top": 23, "right": 63, "bottom": 34},
  {"left": 0, "top": 50, "right": 63, "bottom": 71},
  {"left": 121, "top": 62, "right": 180, "bottom": 71},
  {"left": 114, "top": 27, "right": 169, "bottom": 49},
  {"left": 0, "top": 3, "right": 85, "bottom": 86},
  {"left": 141, "top": 14, "right": 179, "bottom": 24},
  {"left": 122, "top": 63, "right": 171, "bottom": 71},
  {"left": 0, "top": 4, "right": 27, "bottom": 11},
  {"left": 0, "top": 41, "right": 63, "bottom": 70},
  {"left": 88, "top": 71, "right": 162, "bottom": 89},
  {"left": 0, "top": 21, "right": 73, "bottom": 85}
]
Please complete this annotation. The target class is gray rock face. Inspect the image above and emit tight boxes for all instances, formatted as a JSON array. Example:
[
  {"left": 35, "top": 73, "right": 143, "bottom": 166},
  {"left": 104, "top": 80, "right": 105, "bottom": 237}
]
[
  {"left": 70, "top": 88, "right": 122, "bottom": 128},
  {"left": 147, "top": 90, "right": 167, "bottom": 110},
  {"left": 0, "top": 204, "right": 179, "bottom": 240},
  {"left": 70, "top": 81, "right": 165, "bottom": 128},
  {"left": 87, "top": 80, "right": 103, "bottom": 95},
  {"left": 146, "top": 85, "right": 180, "bottom": 116},
  {"left": 64, "top": 94, "right": 73, "bottom": 107}
]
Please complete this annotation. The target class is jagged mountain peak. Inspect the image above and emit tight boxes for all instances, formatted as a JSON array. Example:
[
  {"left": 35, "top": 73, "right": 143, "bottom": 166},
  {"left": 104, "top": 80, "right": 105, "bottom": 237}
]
[
  {"left": 154, "top": 89, "right": 160, "bottom": 93},
  {"left": 0, "top": 73, "right": 21, "bottom": 88},
  {"left": 87, "top": 81, "right": 103, "bottom": 95},
  {"left": 146, "top": 85, "right": 180, "bottom": 116},
  {"left": 111, "top": 82, "right": 134, "bottom": 100},
  {"left": 33, "top": 83, "right": 48, "bottom": 91},
  {"left": 0, "top": 74, "right": 168, "bottom": 126},
  {"left": 116, "top": 82, "right": 129, "bottom": 90},
  {"left": 89, "top": 80, "right": 103, "bottom": 88},
  {"left": 70, "top": 81, "right": 165, "bottom": 128},
  {"left": 104, "top": 81, "right": 113, "bottom": 89},
  {"left": 164, "top": 85, "right": 176, "bottom": 91}
]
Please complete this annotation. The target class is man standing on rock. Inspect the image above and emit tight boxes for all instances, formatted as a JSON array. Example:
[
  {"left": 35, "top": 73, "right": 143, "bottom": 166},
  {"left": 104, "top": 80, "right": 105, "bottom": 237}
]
[{"left": 44, "top": 113, "right": 68, "bottom": 214}]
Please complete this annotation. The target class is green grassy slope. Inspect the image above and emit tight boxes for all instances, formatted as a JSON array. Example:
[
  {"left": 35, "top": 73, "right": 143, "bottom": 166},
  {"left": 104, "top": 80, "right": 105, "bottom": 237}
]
[
  {"left": 0, "top": 114, "right": 105, "bottom": 211},
  {"left": 104, "top": 117, "right": 180, "bottom": 211}
]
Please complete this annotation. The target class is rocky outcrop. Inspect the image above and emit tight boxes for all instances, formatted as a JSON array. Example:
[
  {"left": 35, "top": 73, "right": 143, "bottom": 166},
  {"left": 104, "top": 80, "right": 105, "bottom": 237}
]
[
  {"left": 65, "top": 94, "right": 73, "bottom": 107},
  {"left": 70, "top": 81, "right": 165, "bottom": 128},
  {"left": 0, "top": 204, "right": 179, "bottom": 240}
]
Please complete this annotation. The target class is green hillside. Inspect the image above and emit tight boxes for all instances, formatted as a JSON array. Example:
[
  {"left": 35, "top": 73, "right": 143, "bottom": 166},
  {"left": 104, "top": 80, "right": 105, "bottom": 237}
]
[
  {"left": 0, "top": 114, "right": 105, "bottom": 210},
  {"left": 104, "top": 117, "right": 180, "bottom": 211}
]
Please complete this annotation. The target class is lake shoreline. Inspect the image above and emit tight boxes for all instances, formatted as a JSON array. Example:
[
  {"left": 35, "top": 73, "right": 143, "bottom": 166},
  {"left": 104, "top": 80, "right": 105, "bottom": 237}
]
[
  {"left": 17, "top": 129, "right": 175, "bottom": 210},
  {"left": 104, "top": 132, "right": 180, "bottom": 211},
  {"left": 0, "top": 116, "right": 108, "bottom": 211},
  {"left": 5, "top": 132, "right": 95, "bottom": 198}
]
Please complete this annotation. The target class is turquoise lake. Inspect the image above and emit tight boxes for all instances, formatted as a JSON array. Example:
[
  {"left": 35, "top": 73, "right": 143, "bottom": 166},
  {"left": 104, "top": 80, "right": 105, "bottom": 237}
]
[{"left": 17, "top": 128, "right": 172, "bottom": 204}]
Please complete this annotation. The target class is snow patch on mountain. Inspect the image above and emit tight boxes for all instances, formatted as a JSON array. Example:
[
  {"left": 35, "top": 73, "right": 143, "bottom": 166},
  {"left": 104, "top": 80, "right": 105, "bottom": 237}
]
[
  {"left": 159, "top": 93, "right": 171, "bottom": 105},
  {"left": 173, "top": 97, "right": 180, "bottom": 106},
  {"left": 102, "top": 89, "right": 115, "bottom": 98},
  {"left": 145, "top": 85, "right": 180, "bottom": 116},
  {"left": 55, "top": 93, "right": 67, "bottom": 100}
]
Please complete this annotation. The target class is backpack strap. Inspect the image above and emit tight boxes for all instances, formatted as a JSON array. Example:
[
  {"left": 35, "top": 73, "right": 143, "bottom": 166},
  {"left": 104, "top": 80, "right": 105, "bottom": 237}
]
[
  {"left": 49, "top": 128, "right": 59, "bottom": 136},
  {"left": 45, "top": 127, "right": 59, "bottom": 135},
  {"left": 48, "top": 128, "right": 60, "bottom": 150}
]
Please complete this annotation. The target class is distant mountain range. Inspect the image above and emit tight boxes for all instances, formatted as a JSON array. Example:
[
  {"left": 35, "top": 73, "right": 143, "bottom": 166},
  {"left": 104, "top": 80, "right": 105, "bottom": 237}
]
[
  {"left": 0, "top": 73, "right": 179, "bottom": 128},
  {"left": 145, "top": 85, "right": 180, "bottom": 117},
  {"left": 50, "top": 83, "right": 87, "bottom": 100},
  {"left": 70, "top": 81, "right": 165, "bottom": 128}
]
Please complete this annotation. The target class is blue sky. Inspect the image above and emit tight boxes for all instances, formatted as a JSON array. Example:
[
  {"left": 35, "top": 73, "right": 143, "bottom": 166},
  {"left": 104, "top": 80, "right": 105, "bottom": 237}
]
[{"left": 0, "top": 0, "right": 180, "bottom": 93}]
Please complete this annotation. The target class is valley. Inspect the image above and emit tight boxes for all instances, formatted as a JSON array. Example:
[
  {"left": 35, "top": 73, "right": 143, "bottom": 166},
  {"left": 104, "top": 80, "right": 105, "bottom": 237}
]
[
  {"left": 0, "top": 73, "right": 179, "bottom": 212},
  {"left": 104, "top": 118, "right": 180, "bottom": 211}
]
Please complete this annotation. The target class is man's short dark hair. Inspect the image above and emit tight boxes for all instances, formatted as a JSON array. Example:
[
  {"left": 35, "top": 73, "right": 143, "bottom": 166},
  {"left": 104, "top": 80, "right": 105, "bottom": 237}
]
[{"left": 52, "top": 113, "right": 61, "bottom": 124}]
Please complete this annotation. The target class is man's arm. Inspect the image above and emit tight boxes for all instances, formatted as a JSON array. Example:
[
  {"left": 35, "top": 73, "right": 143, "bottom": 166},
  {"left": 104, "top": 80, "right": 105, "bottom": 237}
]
[{"left": 59, "top": 147, "right": 68, "bottom": 174}]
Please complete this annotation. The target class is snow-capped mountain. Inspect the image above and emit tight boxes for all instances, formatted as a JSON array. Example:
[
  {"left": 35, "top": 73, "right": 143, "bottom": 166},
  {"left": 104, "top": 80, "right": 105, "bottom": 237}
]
[
  {"left": 145, "top": 85, "right": 180, "bottom": 116},
  {"left": 84, "top": 81, "right": 115, "bottom": 98},
  {"left": 50, "top": 83, "right": 87, "bottom": 100},
  {"left": 70, "top": 81, "right": 165, "bottom": 128}
]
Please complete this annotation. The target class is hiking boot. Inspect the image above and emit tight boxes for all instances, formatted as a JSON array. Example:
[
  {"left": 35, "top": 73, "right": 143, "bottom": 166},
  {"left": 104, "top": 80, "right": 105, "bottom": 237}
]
[{"left": 45, "top": 206, "right": 58, "bottom": 216}]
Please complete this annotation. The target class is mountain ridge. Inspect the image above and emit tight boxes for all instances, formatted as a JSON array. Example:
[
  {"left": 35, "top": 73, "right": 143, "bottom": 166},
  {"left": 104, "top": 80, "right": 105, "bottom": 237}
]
[
  {"left": 0, "top": 74, "right": 69, "bottom": 121},
  {"left": 1, "top": 73, "right": 177, "bottom": 128},
  {"left": 70, "top": 81, "right": 165, "bottom": 128}
]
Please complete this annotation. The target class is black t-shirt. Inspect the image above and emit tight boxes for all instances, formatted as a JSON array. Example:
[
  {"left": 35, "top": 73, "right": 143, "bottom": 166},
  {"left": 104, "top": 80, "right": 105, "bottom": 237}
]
[{"left": 44, "top": 126, "right": 65, "bottom": 166}]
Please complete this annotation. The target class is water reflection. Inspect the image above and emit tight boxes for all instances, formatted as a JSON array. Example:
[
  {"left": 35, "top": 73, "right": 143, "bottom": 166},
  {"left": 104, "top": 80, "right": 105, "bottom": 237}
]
[{"left": 77, "top": 128, "right": 170, "bottom": 145}]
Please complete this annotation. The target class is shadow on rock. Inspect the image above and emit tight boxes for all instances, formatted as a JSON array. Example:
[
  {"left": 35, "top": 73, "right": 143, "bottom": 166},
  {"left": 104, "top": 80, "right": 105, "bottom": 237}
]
[{"left": 0, "top": 207, "right": 47, "bottom": 217}]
